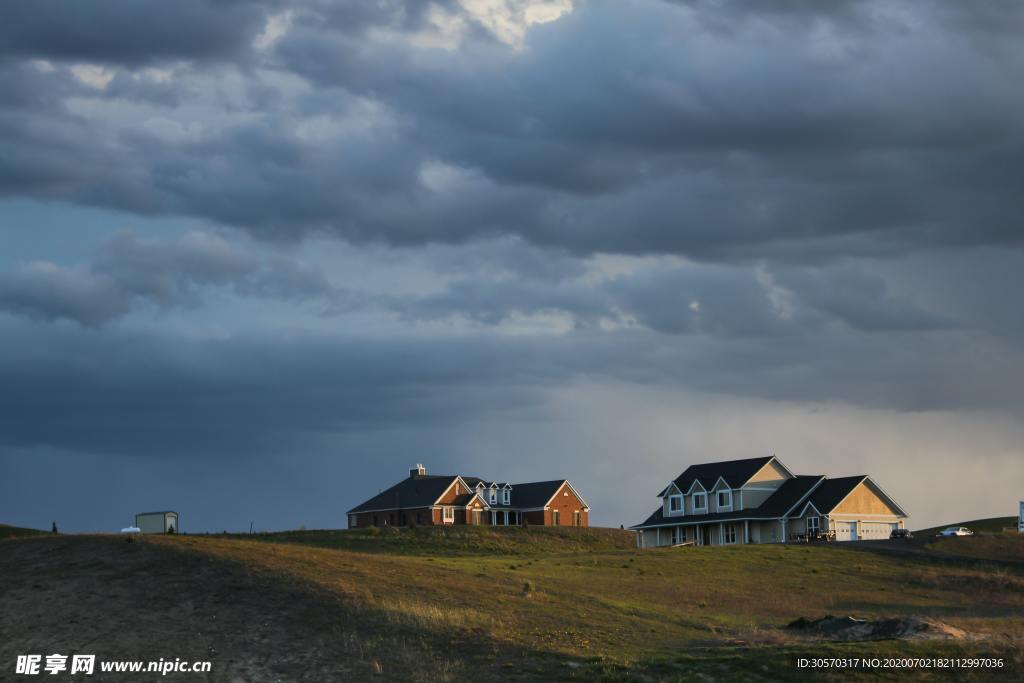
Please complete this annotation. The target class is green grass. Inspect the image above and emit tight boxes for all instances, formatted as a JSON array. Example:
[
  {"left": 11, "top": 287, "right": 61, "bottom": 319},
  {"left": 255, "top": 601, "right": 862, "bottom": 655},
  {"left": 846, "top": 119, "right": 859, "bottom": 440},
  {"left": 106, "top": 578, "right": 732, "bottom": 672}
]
[
  {"left": 0, "top": 523, "right": 46, "bottom": 540},
  {"left": 916, "top": 516, "right": 1018, "bottom": 537},
  {"left": 229, "top": 524, "right": 637, "bottom": 555},
  {"left": 151, "top": 528, "right": 1024, "bottom": 680}
]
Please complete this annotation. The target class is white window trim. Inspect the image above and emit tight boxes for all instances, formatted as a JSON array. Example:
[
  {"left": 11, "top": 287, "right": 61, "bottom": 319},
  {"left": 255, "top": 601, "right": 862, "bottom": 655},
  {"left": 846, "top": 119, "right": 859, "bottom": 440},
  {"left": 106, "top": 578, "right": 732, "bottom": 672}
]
[
  {"left": 489, "top": 491, "right": 497, "bottom": 504},
  {"left": 692, "top": 492, "right": 708, "bottom": 513},
  {"left": 716, "top": 489, "right": 733, "bottom": 511},
  {"left": 806, "top": 516, "right": 820, "bottom": 534},
  {"left": 668, "top": 493, "right": 684, "bottom": 515},
  {"left": 722, "top": 523, "right": 737, "bottom": 545},
  {"left": 502, "top": 490, "right": 510, "bottom": 505},
  {"left": 442, "top": 506, "right": 454, "bottom": 523}
]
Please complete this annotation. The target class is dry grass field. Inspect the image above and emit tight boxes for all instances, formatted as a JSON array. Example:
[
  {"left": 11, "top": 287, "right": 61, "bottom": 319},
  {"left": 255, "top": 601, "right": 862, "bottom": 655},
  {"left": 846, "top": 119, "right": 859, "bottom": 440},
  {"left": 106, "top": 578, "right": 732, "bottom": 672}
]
[{"left": 2, "top": 525, "right": 1023, "bottom": 681}]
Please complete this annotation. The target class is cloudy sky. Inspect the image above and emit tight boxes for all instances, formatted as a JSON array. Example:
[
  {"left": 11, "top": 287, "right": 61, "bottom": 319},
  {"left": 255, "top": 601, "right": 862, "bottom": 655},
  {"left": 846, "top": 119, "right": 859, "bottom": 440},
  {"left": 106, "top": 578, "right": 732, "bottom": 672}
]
[{"left": 2, "top": 0, "right": 1023, "bottom": 533}]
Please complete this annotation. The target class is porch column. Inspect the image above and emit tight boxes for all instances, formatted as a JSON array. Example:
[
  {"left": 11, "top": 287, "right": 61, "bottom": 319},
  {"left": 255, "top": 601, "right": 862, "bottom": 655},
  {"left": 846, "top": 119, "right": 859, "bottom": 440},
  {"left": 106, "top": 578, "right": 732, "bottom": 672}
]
[
  {"left": 503, "top": 511, "right": 508, "bottom": 526},
  {"left": 657, "top": 527, "right": 661, "bottom": 547},
  {"left": 719, "top": 522, "right": 723, "bottom": 546},
  {"left": 744, "top": 520, "right": 749, "bottom": 544}
]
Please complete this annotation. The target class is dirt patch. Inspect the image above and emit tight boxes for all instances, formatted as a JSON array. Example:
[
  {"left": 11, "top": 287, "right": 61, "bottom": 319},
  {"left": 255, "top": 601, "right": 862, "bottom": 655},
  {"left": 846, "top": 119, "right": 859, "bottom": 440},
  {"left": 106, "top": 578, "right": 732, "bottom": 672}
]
[{"left": 786, "top": 615, "right": 971, "bottom": 642}]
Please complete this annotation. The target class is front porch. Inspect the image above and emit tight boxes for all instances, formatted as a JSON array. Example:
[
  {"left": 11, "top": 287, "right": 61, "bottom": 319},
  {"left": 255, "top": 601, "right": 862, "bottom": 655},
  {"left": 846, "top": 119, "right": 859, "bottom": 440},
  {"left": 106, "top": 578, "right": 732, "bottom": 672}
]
[
  {"left": 488, "top": 509, "right": 521, "bottom": 526},
  {"left": 639, "top": 520, "right": 753, "bottom": 548}
]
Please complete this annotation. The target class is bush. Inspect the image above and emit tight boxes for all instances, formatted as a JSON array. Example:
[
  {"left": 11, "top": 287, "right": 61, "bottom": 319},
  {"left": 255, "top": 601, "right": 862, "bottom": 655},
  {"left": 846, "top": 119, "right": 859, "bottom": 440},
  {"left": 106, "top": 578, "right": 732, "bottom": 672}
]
[{"left": 366, "top": 525, "right": 380, "bottom": 536}]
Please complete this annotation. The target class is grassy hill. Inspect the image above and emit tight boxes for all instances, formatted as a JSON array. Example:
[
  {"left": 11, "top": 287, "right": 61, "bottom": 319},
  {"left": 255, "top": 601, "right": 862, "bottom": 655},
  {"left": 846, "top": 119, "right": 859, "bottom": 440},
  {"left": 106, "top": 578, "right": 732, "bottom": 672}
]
[
  {"left": 4, "top": 526, "right": 1023, "bottom": 681},
  {"left": 0, "top": 523, "right": 46, "bottom": 540},
  {"left": 916, "top": 516, "right": 1018, "bottom": 537},
  {"left": 233, "top": 524, "right": 636, "bottom": 555}
]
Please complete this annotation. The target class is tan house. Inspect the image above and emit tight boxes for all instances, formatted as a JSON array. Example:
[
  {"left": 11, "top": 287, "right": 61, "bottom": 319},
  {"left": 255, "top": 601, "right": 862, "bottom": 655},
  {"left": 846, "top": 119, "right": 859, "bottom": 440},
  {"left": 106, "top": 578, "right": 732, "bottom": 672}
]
[
  {"left": 347, "top": 464, "right": 590, "bottom": 528},
  {"left": 632, "top": 455, "right": 907, "bottom": 547}
]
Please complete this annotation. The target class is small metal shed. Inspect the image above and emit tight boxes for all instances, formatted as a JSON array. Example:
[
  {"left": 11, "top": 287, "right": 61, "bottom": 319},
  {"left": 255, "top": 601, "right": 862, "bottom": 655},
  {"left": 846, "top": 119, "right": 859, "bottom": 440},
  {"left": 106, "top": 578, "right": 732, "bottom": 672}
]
[{"left": 135, "top": 511, "right": 179, "bottom": 534}]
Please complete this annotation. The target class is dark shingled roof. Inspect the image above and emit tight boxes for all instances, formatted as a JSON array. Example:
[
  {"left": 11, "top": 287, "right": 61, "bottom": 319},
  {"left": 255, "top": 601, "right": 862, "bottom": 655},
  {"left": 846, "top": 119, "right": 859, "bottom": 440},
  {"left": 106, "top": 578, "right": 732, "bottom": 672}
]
[
  {"left": 450, "top": 493, "right": 478, "bottom": 506},
  {"left": 507, "top": 480, "right": 566, "bottom": 509},
  {"left": 663, "top": 456, "right": 776, "bottom": 496},
  {"left": 347, "top": 475, "right": 460, "bottom": 513},
  {"left": 633, "top": 474, "right": 829, "bottom": 529},
  {"left": 806, "top": 476, "right": 867, "bottom": 514},
  {"left": 349, "top": 475, "right": 577, "bottom": 514},
  {"left": 755, "top": 476, "right": 824, "bottom": 517}
]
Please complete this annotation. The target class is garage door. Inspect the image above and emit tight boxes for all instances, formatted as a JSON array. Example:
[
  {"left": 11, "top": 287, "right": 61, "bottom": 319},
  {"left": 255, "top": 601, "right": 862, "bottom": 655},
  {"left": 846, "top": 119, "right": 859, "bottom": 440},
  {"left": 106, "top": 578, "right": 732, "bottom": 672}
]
[
  {"left": 834, "top": 521, "right": 857, "bottom": 541},
  {"left": 861, "top": 522, "right": 897, "bottom": 539}
]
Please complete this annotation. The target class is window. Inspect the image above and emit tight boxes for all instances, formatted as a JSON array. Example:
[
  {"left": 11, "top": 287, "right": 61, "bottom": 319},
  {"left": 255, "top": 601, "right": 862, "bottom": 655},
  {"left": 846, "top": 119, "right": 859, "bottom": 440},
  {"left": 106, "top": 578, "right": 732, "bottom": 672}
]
[
  {"left": 489, "top": 489, "right": 497, "bottom": 504},
  {"left": 348, "top": 514, "right": 357, "bottom": 528},
  {"left": 806, "top": 517, "right": 820, "bottom": 535},
  {"left": 723, "top": 523, "right": 737, "bottom": 544},
  {"left": 668, "top": 494, "right": 683, "bottom": 514},
  {"left": 573, "top": 510, "right": 581, "bottom": 527},
  {"left": 692, "top": 492, "right": 707, "bottom": 511},
  {"left": 502, "top": 489, "right": 510, "bottom": 505},
  {"left": 717, "top": 490, "right": 732, "bottom": 509},
  {"left": 442, "top": 506, "right": 454, "bottom": 523},
  {"left": 551, "top": 509, "right": 560, "bottom": 525},
  {"left": 670, "top": 526, "right": 681, "bottom": 544}
]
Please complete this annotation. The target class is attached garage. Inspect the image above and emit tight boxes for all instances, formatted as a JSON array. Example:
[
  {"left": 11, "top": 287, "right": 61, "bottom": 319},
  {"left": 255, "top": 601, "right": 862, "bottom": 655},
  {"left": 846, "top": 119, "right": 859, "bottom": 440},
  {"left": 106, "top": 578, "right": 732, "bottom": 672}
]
[
  {"left": 861, "top": 522, "right": 898, "bottom": 539},
  {"left": 834, "top": 521, "right": 857, "bottom": 541}
]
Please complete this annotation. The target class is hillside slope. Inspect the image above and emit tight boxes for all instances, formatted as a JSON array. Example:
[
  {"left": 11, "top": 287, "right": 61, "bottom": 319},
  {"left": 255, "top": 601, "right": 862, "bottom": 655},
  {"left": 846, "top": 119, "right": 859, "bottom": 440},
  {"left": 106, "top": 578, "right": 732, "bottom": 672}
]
[
  {"left": 3, "top": 529, "right": 1022, "bottom": 681},
  {"left": 0, "top": 523, "right": 46, "bottom": 540},
  {"left": 916, "top": 516, "right": 1018, "bottom": 537}
]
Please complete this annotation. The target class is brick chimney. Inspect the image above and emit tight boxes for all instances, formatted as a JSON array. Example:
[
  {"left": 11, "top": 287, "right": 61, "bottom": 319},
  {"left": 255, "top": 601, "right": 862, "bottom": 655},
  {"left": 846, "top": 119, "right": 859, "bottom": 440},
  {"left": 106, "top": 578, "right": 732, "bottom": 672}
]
[{"left": 410, "top": 464, "right": 426, "bottom": 479}]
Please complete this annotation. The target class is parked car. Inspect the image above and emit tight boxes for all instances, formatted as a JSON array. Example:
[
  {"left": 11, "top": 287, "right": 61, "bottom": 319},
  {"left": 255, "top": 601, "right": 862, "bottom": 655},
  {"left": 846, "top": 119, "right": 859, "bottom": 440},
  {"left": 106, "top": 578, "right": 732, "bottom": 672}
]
[
  {"left": 937, "top": 526, "right": 973, "bottom": 537},
  {"left": 890, "top": 528, "right": 913, "bottom": 540}
]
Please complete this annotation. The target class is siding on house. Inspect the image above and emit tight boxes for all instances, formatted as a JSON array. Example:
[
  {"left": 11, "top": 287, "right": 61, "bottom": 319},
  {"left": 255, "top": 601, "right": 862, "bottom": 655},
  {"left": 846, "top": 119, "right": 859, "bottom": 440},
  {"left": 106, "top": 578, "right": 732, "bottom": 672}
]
[
  {"left": 347, "top": 467, "right": 590, "bottom": 528},
  {"left": 633, "top": 456, "right": 907, "bottom": 547}
]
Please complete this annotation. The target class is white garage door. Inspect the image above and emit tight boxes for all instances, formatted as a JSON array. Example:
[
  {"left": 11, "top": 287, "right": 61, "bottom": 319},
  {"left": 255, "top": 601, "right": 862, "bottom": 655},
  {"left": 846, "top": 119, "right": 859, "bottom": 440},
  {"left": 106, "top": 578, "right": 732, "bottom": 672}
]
[
  {"left": 861, "top": 522, "right": 897, "bottom": 539},
  {"left": 834, "top": 521, "right": 857, "bottom": 541}
]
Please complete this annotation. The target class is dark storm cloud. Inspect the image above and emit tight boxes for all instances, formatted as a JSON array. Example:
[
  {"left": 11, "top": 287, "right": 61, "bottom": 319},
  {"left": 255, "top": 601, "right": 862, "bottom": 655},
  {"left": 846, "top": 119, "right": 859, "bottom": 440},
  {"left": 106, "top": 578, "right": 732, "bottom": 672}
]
[
  {"left": 0, "top": 324, "right": 556, "bottom": 458},
  {"left": 0, "top": 0, "right": 275, "bottom": 66},
  {"left": 0, "top": 1, "right": 1021, "bottom": 259},
  {"left": 0, "top": 231, "right": 345, "bottom": 325},
  {"left": 1, "top": 307, "right": 1021, "bottom": 466}
]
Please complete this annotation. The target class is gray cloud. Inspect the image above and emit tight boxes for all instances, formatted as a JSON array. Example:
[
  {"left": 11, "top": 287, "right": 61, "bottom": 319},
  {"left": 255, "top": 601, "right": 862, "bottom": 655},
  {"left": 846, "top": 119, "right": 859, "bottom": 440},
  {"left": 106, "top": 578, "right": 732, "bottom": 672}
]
[
  {"left": 0, "top": 231, "right": 344, "bottom": 325},
  {"left": 0, "top": 1, "right": 1020, "bottom": 260},
  {"left": 0, "top": 0, "right": 275, "bottom": 66},
  {"left": 1, "top": 0, "right": 1023, "bottom": 533}
]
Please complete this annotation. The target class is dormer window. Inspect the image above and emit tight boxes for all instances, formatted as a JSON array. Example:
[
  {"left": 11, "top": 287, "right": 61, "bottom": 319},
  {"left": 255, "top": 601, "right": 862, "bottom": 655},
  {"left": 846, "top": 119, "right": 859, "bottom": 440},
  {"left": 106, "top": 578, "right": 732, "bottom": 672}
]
[
  {"left": 692, "top": 492, "right": 707, "bottom": 511},
  {"left": 668, "top": 494, "right": 683, "bottom": 515},
  {"left": 489, "top": 489, "right": 496, "bottom": 504},
  {"left": 502, "top": 489, "right": 510, "bottom": 505},
  {"left": 717, "top": 490, "right": 732, "bottom": 510}
]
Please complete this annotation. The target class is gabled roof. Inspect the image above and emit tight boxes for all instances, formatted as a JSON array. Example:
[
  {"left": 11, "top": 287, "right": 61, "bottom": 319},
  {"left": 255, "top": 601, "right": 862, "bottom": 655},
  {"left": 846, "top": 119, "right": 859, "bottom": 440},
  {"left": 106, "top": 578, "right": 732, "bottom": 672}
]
[
  {"left": 631, "top": 473, "right": 893, "bottom": 530},
  {"left": 805, "top": 476, "right": 866, "bottom": 514},
  {"left": 754, "top": 475, "right": 824, "bottom": 517},
  {"left": 807, "top": 475, "right": 908, "bottom": 517},
  {"left": 670, "top": 456, "right": 777, "bottom": 494},
  {"left": 350, "top": 474, "right": 588, "bottom": 514},
  {"left": 450, "top": 493, "right": 486, "bottom": 507},
  {"left": 508, "top": 480, "right": 567, "bottom": 509},
  {"left": 347, "top": 475, "right": 461, "bottom": 514},
  {"left": 633, "top": 478, "right": 818, "bottom": 527}
]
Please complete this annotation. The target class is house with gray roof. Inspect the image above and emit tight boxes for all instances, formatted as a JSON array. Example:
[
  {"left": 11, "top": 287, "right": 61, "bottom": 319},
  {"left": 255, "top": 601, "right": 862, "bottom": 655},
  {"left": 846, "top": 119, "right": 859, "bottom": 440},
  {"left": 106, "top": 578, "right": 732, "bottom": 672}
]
[
  {"left": 347, "top": 464, "right": 590, "bottom": 528},
  {"left": 632, "top": 455, "right": 907, "bottom": 547}
]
